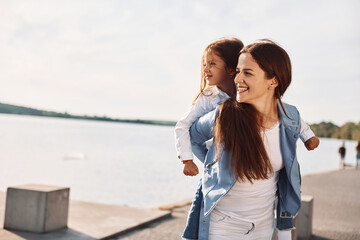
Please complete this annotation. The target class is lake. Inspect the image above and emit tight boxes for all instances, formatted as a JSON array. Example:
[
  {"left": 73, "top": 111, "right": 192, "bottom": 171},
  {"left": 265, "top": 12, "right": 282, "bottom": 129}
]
[{"left": 0, "top": 114, "right": 358, "bottom": 208}]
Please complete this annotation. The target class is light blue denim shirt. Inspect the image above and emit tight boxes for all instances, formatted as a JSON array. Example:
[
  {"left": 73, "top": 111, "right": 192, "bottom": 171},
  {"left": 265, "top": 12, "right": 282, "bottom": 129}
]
[{"left": 183, "top": 100, "right": 302, "bottom": 240}]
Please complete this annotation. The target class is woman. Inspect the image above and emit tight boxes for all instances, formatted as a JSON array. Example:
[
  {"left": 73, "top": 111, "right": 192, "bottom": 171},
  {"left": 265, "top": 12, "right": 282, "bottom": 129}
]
[{"left": 184, "top": 40, "right": 311, "bottom": 240}]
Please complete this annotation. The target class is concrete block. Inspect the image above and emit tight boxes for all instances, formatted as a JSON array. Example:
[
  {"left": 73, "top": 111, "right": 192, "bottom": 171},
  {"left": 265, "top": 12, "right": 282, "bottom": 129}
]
[
  {"left": 272, "top": 195, "right": 314, "bottom": 240},
  {"left": 272, "top": 227, "right": 297, "bottom": 240},
  {"left": 293, "top": 215, "right": 298, "bottom": 240},
  {"left": 297, "top": 195, "right": 314, "bottom": 240},
  {"left": 4, "top": 184, "right": 70, "bottom": 233}
]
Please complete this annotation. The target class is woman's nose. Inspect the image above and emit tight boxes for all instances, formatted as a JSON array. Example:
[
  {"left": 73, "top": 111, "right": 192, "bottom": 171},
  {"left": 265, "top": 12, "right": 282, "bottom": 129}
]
[{"left": 234, "top": 74, "right": 243, "bottom": 83}]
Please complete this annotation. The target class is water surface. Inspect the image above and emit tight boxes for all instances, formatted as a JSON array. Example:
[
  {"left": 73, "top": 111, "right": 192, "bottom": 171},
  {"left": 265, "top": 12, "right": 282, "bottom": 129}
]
[{"left": 0, "top": 114, "right": 357, "bottom": 208}]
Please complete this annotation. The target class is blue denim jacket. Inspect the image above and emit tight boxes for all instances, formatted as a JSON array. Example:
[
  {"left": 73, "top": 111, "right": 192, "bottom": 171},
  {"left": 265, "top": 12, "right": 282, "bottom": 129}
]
[{"left": 182, "top": 101, "right": 302, "bottom": 240}]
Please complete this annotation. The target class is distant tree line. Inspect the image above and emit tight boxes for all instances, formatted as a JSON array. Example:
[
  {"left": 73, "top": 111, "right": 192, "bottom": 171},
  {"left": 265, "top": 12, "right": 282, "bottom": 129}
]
[
  {"left": 0, "top": 102, "right": 176, "bottom": 126},
  {"left": 1, "top": 102, "right": 359, "bottom": 138},
  {"left": 310, "top": 121, "right": 360, "bottom": 141}
]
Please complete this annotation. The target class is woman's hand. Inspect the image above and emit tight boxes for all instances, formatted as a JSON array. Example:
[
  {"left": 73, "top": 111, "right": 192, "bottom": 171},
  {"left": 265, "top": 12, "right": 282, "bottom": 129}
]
[
  {"left": 182, "top": 160, "right": 199, "bottom": 176},
  {"left": 305, "top": 136, "right": 320, "bottom": 151}
]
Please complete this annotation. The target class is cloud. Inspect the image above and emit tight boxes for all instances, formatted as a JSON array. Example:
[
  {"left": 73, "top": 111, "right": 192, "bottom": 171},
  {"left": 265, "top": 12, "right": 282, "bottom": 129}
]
[{"left": 0, "top": 0, "right": 359, "bottom": 124}]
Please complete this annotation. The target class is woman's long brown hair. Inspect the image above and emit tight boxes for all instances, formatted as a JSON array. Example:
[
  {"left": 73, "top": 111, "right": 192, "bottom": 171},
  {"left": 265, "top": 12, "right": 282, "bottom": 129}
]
[
  {"left": 214, "top": 98, "right": 272, "bottom": 182},
  {"left": 214, "top": 39, "right": 292, "bottom": 182}
]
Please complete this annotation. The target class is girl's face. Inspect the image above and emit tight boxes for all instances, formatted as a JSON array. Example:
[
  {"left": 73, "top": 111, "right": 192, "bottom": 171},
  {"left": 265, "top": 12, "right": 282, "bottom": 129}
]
[
  {"left": 203, "top": 51, "right": 233, "bottom": 89},
  {"left": 234, "top": 53, "right": 277, "bottom": 105}
]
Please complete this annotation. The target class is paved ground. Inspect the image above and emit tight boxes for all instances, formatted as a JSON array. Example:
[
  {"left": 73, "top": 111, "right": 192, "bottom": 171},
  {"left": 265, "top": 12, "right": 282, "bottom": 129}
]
[
  {"left": 301, "top": 167, "right": 360, "bottom": 240},
  {"left": 110, "top": 167, "right": 360, "bottom": 240},
  {"left": 0, "top": 191, "right": 170, "bottom": 240},
  {"left": 1, "top": 168, "right": 359, "bottom": 240},
  {"left": 109, "top": 206, "right": 189, "bottom": 240}
]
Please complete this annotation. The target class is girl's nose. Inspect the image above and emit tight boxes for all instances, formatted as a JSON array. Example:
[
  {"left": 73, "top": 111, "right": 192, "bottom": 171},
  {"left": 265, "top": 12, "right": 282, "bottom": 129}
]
[{"left": 204, "top": 65, "right": 210, "bottom": 72}]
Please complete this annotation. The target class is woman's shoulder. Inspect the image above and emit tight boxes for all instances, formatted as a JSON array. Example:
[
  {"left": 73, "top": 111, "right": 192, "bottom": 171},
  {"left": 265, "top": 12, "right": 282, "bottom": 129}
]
[
  {"left": 199, "top": 106, "right": 220, "bottom": 121},
  {"left": 281, "top": 101, "right": 298, "bottom": 111},
  {"left": 277, "top": 100, "right": 301, "bottom": 130},
  {"left": 278, "top": 101, "right": 300, "bottom": 117}
]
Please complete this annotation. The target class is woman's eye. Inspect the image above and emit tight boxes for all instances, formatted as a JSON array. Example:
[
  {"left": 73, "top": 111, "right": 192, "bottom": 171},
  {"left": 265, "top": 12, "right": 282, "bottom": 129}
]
[
  {"left": 235, "top": 70, "right": 240, "bottom": 75},
  {"left": 210, "top": 62, "right": 215, "bottom": 65},
  {"left": 245, "top": 71, "right": 252, "bottom": 76}
]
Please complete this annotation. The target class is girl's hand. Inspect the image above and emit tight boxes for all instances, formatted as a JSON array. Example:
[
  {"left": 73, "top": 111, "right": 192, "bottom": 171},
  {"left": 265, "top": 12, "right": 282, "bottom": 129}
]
[
  {"left": 305, "top": 136, "right": 320, "bottom": 151},
  {"left": 182, "top": 160, "right": 199, "bottom": 176}
]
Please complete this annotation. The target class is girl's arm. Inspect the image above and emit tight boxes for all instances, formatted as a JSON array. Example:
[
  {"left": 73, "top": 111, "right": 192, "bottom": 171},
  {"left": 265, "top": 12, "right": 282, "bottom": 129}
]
[
  {"left": 174, "top": 95, "right": 214, "bottom": 161},
  {"left": 190, "top": 108, "right": 218, "bottom": 163},
  {"left": 299, "top": 118, "right": 315, "bottom": 142},
  {"left": 300, "top": 118, "right": 320, "bottom": 151}
]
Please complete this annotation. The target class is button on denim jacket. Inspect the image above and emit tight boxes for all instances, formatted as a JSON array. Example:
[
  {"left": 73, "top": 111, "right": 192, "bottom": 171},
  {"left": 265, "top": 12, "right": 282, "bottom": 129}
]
[{"left": 182, "top": 101, "right": 302, "bottom": 240}]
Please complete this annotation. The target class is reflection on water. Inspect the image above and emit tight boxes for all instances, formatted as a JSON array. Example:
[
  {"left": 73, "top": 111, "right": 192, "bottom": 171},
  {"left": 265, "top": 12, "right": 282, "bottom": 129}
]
[
  {"left": 63, "top": 151, "right": 87, "bottom": 160},
  {"left": 0, "top": 114, "right": 357, "bottom": 208}
]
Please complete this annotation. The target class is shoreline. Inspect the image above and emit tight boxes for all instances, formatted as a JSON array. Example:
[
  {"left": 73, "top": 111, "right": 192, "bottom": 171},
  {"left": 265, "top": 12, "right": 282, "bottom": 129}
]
[{"left": 0, "top": 105, "right": 176, "bottom": 127}]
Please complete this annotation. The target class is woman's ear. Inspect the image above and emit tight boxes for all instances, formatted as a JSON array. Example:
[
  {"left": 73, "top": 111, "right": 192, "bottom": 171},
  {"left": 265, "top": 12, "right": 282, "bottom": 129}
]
[
  {"left": 268, "top": 77, "right": 278, "bottom": 90},
  {"left": 271, "top": 77, "right": 279, "bottom": 87}
]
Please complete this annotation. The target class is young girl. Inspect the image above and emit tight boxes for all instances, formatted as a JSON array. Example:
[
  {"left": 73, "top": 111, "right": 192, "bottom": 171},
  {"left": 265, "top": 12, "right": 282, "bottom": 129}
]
[
  {"left": 174, "top": 38, "right": 319, "bottom": 177},
  {"left": 175, "top": 38, "right": 244, "bottom": 175}
]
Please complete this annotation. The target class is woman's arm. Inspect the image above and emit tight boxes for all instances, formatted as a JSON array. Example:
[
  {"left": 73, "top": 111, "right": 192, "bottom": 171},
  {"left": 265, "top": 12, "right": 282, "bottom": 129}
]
[{"left": 190, "top": 108, "right": 218, "bottom": 163}]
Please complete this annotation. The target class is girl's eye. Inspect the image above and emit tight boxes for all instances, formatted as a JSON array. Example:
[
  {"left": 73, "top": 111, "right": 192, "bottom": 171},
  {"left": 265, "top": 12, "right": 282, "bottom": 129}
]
[
  {"left": 235, "top": 70, "right": 240, "bottom": 75},
  {"left": 245, "top": 71, "right": 252, "bottom": 76},
  {"left": 210, "top": 62, "right": 215, "bottom": 65}
]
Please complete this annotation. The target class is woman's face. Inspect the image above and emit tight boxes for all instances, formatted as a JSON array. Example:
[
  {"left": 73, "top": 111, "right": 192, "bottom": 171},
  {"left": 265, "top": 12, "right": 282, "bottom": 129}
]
[{"left": 234, "top": 53, "right": 277, "bottom": 105}]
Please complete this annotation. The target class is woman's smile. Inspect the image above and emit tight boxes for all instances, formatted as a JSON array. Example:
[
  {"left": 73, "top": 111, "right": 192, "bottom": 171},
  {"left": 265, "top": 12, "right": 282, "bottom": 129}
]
[{"left": 236, "top": 83, "right": 249, "bottom": 93}]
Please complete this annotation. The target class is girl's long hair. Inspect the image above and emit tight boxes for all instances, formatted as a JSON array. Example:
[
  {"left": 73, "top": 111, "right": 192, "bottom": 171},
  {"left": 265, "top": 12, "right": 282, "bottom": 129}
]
[
  {"left": 192, "top": 38, "right": 243, "bottom": 104},
  {"left": 214, "top": 39, "right": 292, "bottom": 182}
]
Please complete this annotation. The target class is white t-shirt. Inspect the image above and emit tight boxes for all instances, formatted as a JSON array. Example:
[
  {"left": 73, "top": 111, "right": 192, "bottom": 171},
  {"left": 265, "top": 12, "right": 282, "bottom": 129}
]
[{"left": 214, "top": 121, "right": 283, "bottom": 221}]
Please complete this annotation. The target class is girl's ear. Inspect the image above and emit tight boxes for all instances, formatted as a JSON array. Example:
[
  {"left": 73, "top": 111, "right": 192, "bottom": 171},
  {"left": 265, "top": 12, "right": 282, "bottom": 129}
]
[{"left": 227, "top": 68, "right": 236, "bottom": 77}]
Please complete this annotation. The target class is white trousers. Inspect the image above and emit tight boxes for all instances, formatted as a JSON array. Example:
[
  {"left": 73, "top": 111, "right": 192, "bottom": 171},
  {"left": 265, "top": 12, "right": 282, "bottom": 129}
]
[{"left": 209, "top": 208, "right": 274, "bottom": 240}]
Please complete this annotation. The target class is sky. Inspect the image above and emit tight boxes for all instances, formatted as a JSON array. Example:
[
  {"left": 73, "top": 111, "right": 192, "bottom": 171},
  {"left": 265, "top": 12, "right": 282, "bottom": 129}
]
[{"left": 0, "top": 0, "right": 359, "bottom": 126}]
